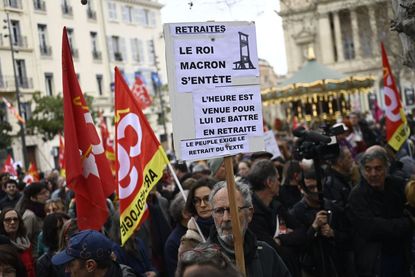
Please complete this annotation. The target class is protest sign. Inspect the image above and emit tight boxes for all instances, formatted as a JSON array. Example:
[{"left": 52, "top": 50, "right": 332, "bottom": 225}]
[
  {"left": 164, "top": 21, "right": 264, "bottom": 160},
  {"left": 263, "top": 130, "right": 282, "bottom": 159}
]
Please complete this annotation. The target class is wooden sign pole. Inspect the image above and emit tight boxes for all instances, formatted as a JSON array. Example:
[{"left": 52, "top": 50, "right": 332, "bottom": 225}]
[{"left": 223, "top": 156, "right": 246, "bottom": 276}]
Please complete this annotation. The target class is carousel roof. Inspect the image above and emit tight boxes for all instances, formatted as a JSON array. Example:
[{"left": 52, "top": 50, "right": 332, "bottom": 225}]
[
  {"left": 262, "top": 49, "right": 375, "bottom": 103},
  {"left": 280, "top": 59, "right": 345, "bottom": 87}
]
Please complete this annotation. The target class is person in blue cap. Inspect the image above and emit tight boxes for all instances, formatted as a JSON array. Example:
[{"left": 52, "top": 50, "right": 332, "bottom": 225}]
[{"left": 51, "top": 230, "right": 136, "bottom": 277}]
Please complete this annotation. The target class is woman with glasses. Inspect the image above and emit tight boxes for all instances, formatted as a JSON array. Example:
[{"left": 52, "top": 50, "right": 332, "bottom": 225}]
[
  {"left": 179, "top": 177, "right": 216, "bottom": 256},
  {"left": 0, "top": 207, "right": 35, "bottom": 277}
]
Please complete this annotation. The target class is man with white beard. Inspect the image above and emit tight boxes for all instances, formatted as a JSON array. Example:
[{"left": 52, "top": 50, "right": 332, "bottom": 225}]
[{"left": 207, "top": 181, "right": 291, "bottom": 277}]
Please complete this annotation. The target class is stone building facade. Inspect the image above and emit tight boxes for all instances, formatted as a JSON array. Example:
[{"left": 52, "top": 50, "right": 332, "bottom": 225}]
[{"left": 279, "top": 0, "right": 415, "bottom": 115}]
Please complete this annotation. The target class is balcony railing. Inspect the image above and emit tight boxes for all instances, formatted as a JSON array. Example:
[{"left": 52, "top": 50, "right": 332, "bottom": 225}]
[
  {"left": 4, "top": 0, "right": 22, "bottom": 10},
  {"left": 13, "top": 35, "right": 28, "bottom": 48},
  {"left": 39, "top": 45, "right": 52, "bottom": 56},
  {"left": 33, "top": 0, "right": 46, "bottom": 11},
  {"left": 132, "top": 54, "right": 141, "bottom": 62},
  {"left": 114, "top": 52, "right": 123, "bottom": 61},
  {"left": 87, "top": 9, "right": 97, "bottom": 20},
  {"left": 17, "top": 77, "right": 33, "bottom": 89},
  {"left": 92, "top": 50, "right": 102, "bottom": 60},
  {"left": 61, "top": 4, "right": 73, "bottom": 16},
  {"left": 71, "top": 48, "right": 79, "bottom": 58},
  {"left": 0, "top": 76, "right": 33, "bottom": 90}
]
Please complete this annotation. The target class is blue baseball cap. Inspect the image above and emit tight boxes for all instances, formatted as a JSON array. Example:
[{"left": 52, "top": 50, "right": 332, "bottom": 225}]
[{"left": 52, "top": 230, "right": 113, "bottom": 266}]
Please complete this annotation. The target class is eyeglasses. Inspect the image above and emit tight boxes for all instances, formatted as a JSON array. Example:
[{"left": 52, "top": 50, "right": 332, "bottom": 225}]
[
  {"left": 212, "top": 206, "right": 250, "bottom": 217},
  {"left": 3, "top": 217, "right": 19, "bottom": 223},
  {"left": 192, "top": 195, "right": 210, "bottom": 206}
]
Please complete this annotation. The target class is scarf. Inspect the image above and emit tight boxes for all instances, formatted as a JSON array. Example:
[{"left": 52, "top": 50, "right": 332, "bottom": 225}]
[
  {"left": 11, "top": 236, "right": 31, "bottom": 251},
  {"left": 26, "top": 201, "right": 46, "bottom": 218},
  {"left": 196, "top": 216, "right": 214, "bottom": 239}
]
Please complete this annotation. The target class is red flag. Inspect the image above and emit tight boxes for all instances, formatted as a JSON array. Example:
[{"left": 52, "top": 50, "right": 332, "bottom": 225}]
[
  {"left": 131, "top": 73, "right": 152, "bottom": 110},
  {"left": 58, "top": 134, "right": 65, "bottom": 176},
  {"left": 1, "top": 154, "right": 17, "bottom": 176},
  {"left": 2, "top": 97, "right": 25, "bottom": 124},
  {"left": 115, "top": 67, "right": 169, "bottom": 245},
  {"left": 99, "top": 112, "right": 116, "bottom": 174},
  {"left": 62, "top": 27, "right": 115, "bottom": 230},
  {"left": 28, "top": 162, "right": 39, "bottom": 181},
  {"left": 381, "top": 43, "right": 410, "bottom": 151}
]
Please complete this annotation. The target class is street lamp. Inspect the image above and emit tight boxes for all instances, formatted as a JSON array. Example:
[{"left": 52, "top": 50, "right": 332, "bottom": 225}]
[{"left": 4, "top": 13, "right": 28, "bottom": 169}]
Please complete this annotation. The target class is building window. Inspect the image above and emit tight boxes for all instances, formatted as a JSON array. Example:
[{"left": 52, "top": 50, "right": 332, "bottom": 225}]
[
  {"left": 5, "top": 0, "right": 22, "bottom": 9},
  {"left": 33, "top": 0, "right": 46, "bottom": 11},
  {"left": 339, "top": 10, "right": 355, "bottom": 60},
  {"left": 147, "top": 39, "right": 155, "bottom": 65},
  {"left": 108, "top": 2, "right": 117, "bottom": 20},
  {"left": 122, "top": 6, "right": 134, "bottom": 23},
  {"left": 61, "top": 0, "right": 73, "bottom": 16},
  {"left": 356, "top": 6, "right": 372, "bottom": 58},
  {"left": 130, "top": 38, "right": 143, "bottom": 63},
  {"left": 45, "top": 73, "right": 54, "bottom": 96},
  {"left": 15, "top": 59, "right": 28, "bottom": 88},
  {"left": 87, "top": 0, "right": 96, "bottom": 20},
  {"left": 38, "top": 24, "right": 51, "bottom": 56},
  {"left": 21, "top": 102, "right": 32, "bottom": 122},
  {"left": 112, "top": 36, "right": 123, "bottom": 61},
  {"left": 96, "top": 74, "right": 103, "bottom": 95},
  {"left": 90, "top": 32, "right": 101, "bottom": 60},
  {"left": 67, "top": 28, "right": 78, "bottom": 58},
  {"left": 10, "top": 20, "right": 22, "bottom": 47},
  {"left": 329, "top": 12, "right": 338, "bottom": 62},
  {"left": 144, "top": 9, "right": 156, "bottom": 27}
]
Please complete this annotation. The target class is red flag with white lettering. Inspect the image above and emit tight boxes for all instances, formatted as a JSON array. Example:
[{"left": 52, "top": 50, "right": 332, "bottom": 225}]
[
  {"left": 381, "top": 43, "right": 410, "bottom": 151},
  {"left": 115, "top": 67, "right": 169, "bottom": 245},
  {"left": 131, "top": 73, "right": 152, "bottom": 110},
  {"left": 62, "top": 27, "right": 115, "bottom": 230},
  {"left": 1, "top": 154, "right": 17, "bottom": 176}
]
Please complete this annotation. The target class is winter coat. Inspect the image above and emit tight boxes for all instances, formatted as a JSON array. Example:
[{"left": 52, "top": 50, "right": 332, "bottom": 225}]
[
  {"left": 207, "top": 228, "right": 292, "bottom": 277},
  {"left": 347, "top": 176, "right": 412, "bottom": 277},
  {"left": 164, "top": 224, "right": 187, "bottom": 277}
]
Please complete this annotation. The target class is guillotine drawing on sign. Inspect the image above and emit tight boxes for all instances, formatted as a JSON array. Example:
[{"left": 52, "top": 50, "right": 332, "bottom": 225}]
[{"left": 233, "top": 32, "right": 256, "bottom": 70}]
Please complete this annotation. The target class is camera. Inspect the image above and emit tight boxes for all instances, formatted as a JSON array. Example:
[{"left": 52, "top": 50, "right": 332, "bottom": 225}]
[{"left": 293, "top": 124, "right": 341, "bottom": 161}]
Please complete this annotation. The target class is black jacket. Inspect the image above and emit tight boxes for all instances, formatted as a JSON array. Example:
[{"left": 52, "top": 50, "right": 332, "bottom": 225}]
[
  {"left": 290, "top": 198, "right": 353, "bottom": 277},
  {"left": 323, "top": 168, "right": 352, "bottom": 209},
  {"left": 347, "top": 176, "right": 412, "bottom": 277},
  {"left": 0, "top": 193, "right": 21, "bottom": 211},
  {"left": 279, "top": 185, "right": 302, "bottom": 210},
  {"left": 249, "top": 193, "right": 302, "bottom": 277},
  {"left": 208, "top": 228, "right": 291, "bottom": 277}
]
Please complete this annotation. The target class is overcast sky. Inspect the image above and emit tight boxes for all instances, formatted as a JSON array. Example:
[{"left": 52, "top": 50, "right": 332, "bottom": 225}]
[{"left": 159, "top": 0, "right": 288, "bottom": 75}]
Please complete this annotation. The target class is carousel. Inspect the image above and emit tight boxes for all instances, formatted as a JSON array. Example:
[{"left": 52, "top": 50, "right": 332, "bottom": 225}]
[{"left": 262, "top": 49, "right": 375, "bottom": 124}]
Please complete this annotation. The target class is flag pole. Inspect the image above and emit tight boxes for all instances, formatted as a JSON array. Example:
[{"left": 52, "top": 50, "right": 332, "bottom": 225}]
[
  {"left": 167, "top": 162, "right": 209, "bottom": 242},
  {"left": 167, "top": 162, "right": 187, "bottom": 201},
  {"left": 224, "top": 156, "right": 246, "bottom": 276}
]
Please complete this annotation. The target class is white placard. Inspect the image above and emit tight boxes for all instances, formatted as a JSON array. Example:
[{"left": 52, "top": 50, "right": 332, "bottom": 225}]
[
  {"left": 180, "top": 134, "right": 249, "bottom": 160},
  {"left": 170, "top": 23, "right": 259, "bottom": 93},
  {"left": 193, "top": 86, "right": 263, "bottom": 137},
  {"left": 164, "top": 21, "right": 264, "bottom": 161},
  {"left": 264, "top": 130, "right": 282, "bottom": 159}
]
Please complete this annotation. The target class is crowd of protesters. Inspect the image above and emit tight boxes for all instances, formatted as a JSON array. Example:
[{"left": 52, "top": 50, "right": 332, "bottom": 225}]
[{"left": 0, "top": 111, "right": 415, "bottom": 277}]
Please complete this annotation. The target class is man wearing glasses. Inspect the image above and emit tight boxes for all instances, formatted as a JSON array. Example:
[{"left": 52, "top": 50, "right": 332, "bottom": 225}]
[{"left": 207, "top": 180, "right": 291, "bottom": 277}]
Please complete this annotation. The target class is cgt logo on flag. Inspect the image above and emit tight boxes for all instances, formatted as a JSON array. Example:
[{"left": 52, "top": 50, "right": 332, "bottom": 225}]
[
  {"left": 381, "top": 43, "right": 410, "bottom": 151},
  {"left": 115, "top": 67, "right": 169, "bottom": 245}
]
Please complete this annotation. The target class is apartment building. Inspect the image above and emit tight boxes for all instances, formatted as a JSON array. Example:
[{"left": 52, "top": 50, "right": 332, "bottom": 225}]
[{"left": 0, "top": 0, "right": 168, "bottom": 171}]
